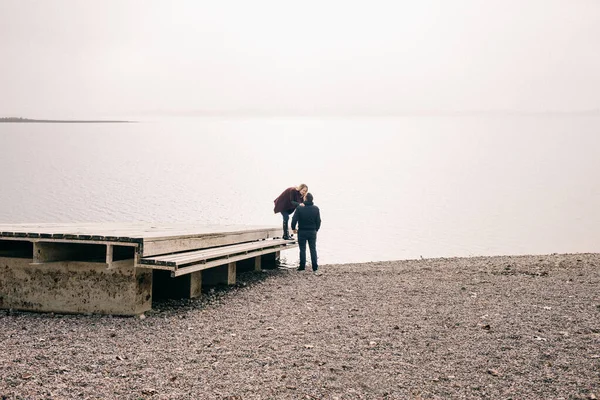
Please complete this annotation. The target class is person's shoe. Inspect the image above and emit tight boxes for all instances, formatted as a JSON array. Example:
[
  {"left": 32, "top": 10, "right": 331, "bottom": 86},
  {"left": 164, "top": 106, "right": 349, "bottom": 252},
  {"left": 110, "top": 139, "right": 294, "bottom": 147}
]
[
  {"left": 296, "top": 266, "right": 305, "bottom": 271},
  {"left": 282, "top": 234, "right": 291, "bottom": 240},
  {"left": 313, "top": 270, "right": 322, "bottom": 276}
]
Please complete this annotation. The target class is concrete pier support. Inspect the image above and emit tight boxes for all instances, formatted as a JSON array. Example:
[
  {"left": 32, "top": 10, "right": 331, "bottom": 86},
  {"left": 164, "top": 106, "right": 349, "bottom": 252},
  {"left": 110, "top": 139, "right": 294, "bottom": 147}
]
[{"left": 0, "top": 256, "right": 152, "bottom": 315}]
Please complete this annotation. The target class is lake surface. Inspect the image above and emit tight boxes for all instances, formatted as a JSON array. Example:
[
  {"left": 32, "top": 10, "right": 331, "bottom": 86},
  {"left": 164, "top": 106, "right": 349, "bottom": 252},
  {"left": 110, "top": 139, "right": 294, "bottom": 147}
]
[{"left": 1, "top": 115, "right": 599, "bottom": 265}]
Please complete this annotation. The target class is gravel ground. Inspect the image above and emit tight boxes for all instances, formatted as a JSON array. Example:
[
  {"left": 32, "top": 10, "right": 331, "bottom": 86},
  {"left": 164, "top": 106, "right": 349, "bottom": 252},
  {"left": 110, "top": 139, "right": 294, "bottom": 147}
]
[{"left": 1, "top": 253, "right": 599, "bottom": 400}]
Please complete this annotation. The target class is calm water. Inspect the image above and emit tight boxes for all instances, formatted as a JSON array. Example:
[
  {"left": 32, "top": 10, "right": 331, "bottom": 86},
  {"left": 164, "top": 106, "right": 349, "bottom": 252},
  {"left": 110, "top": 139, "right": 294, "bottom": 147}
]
[{"left": 1, "top": 116, "right": 599, "bottom": 264}]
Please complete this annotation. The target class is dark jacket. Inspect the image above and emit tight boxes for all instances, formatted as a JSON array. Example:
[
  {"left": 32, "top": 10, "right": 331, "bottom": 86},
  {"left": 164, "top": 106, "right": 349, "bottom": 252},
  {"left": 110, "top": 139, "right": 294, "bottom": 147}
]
[
  {"left": 273, "top": 187, "right": 303, "bottom": 214},
  {"left": 291, "top": 201, "right": 321, "bottom": 232}
]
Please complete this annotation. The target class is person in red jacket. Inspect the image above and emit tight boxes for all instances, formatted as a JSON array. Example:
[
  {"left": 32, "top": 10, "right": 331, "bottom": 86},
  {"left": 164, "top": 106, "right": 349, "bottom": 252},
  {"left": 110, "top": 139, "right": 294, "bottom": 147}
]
[{"left": 273, "top": 183, "right": 308, "bottom": 240}]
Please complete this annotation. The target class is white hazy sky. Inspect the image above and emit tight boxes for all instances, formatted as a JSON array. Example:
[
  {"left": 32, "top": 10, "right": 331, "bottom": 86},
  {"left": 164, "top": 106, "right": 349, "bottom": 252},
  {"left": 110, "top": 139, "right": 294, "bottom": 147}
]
[{"left": 1, "top": 0, "right": 599, "bottom": 117}]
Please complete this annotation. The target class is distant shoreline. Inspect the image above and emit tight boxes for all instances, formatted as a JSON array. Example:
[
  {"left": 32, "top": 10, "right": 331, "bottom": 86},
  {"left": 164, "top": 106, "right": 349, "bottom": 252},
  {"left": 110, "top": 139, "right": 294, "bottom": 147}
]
[
  {"left": 0, "top": 117, "right": 135, "bottom": 123},
  {"left": 128, "top": 109, "right": 600, "bottom": 118}
]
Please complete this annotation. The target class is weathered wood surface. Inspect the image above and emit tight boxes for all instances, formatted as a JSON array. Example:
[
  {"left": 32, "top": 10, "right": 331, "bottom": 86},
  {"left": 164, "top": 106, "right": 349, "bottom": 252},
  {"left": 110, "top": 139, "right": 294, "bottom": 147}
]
[
  {"left": 0, "top": 223, "right": 282, "bottom": 256},
  {"left": 140, "top": 238, "right": 296, "bottom": 267},
  {"left": 0, "top": 223, "right": 278, "bottom": 240},
  {"left": 172, "top": 246, "right": 294, "bottom": 277},
  {"left": 0, "top": 223, "right": 290, "bottom": 314},
  {"left": 141, "top": 230, "right": 280, "bottom": 257}
]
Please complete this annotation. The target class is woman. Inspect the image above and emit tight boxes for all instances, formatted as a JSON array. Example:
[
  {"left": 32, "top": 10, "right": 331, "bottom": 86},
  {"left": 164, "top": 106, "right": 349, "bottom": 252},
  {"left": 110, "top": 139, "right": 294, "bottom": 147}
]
[{"left": 273, "top": 184, "right": 308, "bottom": 240}]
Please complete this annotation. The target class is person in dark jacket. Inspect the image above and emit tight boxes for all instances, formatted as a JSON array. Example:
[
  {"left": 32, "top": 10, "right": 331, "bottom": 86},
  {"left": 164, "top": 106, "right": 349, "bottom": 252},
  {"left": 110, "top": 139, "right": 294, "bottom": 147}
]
[
  {"left": 273, "top": 183, "right": 308, "bottom": 240},
  {"left": 291, "top": 192, "right": 322, "bottom": 275}
]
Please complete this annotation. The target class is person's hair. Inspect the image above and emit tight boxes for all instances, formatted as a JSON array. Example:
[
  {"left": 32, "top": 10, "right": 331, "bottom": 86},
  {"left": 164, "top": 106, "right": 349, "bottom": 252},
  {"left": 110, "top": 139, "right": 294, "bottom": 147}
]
[
  {"left": 297, "top": 183, "right": 308, "bottom": 191},
  {"left": 304, "top": 192, "right": 313, "bottom": 202}
]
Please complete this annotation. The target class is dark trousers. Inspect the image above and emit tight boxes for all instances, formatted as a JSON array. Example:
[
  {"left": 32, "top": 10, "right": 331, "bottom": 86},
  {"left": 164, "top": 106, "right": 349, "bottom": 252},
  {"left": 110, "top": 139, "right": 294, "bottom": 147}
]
[
  {"left": 281, "top": 210, "right": 293, "bottom": 238},
  {"left": 281, "top": 210, "right": 291, "bottom": 226},
  {"left": 298, "top": 230, "right": 318, "bottom": 271}
]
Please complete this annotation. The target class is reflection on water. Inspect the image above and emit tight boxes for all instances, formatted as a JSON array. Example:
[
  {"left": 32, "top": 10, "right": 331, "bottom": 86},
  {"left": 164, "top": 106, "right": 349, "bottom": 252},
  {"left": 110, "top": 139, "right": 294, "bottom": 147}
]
[{"left": 1, "top": 116, "right": 599, "bottom": 264}]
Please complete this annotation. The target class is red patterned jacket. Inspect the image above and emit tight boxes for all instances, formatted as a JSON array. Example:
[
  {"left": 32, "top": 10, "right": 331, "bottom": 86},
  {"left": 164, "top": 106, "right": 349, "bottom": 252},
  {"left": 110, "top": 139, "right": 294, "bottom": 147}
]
[{"left": 273, "top": 187, "right": 303, "bottom": 214}]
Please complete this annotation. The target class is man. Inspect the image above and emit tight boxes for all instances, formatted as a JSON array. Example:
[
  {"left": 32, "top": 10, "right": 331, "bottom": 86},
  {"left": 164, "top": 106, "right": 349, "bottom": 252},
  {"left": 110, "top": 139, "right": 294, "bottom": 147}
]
[{"left": 291, "top": 192, "right": 322, "bottom": 276}]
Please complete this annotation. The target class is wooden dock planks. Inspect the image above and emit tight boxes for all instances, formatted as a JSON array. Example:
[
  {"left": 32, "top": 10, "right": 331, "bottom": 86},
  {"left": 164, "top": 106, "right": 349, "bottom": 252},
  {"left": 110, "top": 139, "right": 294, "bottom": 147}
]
[
  {"left": 0, "top": 223, "right": 294, "bottom": 314},
  {"left": 139, "top": 238, "right": 298, "bottom": 276},
  {"left": 0, "top": 223, "right": 282, "bottom": 256}
]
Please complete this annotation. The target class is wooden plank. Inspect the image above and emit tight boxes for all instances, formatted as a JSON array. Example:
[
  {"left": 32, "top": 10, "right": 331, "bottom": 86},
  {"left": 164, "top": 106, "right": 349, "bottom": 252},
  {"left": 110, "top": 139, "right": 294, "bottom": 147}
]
[
  {"left": 0, "top": 223, "right": 148, "bottom": 237},
  {"left": 140, "top": 239, "right": 295, "bottom": 267},
  {"left": 1, "top": 223, "right": 135, "bottom": 238},
  {"left": 142, "top": 230, "right": 280, "bottom": 257},
  {"left": 0, "top": 236, "right": 139, "bottom": 248},
  {"left": 0, "top": 224, "right": 283, "bottom": 261},
  {"left": 147, "top": 240, "right": 273, "bottom": 264},
  {"left": 171, "top": 244, "right": 297, "bottom": 277},
  {"left": 0, "top": 223, "right": 279, "bottom": 240},
  {"left": 135, "top": 225, "right": 279, "bottom": 240},
  {"left": 0, "top": 223, "right": 280, "bottom": 243}
]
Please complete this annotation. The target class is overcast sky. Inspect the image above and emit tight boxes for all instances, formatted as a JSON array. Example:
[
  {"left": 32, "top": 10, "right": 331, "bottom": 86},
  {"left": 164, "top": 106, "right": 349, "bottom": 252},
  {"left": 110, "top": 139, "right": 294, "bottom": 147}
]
[{"left": 1, "top": 0, "right": 599, "bottom": 117}]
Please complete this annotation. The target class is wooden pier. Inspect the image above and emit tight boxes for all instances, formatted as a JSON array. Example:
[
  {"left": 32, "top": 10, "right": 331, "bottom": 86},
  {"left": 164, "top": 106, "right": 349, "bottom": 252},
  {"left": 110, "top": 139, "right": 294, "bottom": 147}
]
[{"left": 0, "top": 223, "right": 297, "bottom": 315}]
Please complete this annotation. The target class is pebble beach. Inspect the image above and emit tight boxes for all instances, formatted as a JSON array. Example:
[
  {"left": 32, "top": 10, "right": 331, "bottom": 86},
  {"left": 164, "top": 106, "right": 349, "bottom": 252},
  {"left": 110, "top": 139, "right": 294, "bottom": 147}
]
[{"left": 1, "top": 253, "right": 599, "bottom": 399}]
